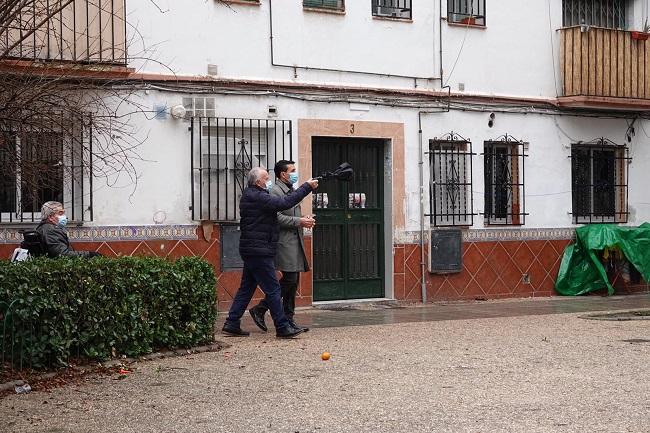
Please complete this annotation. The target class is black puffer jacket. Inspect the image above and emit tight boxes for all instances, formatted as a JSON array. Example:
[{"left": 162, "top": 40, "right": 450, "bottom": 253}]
[
  {"left": 239, "top": 182, "right": 313, "bottom": 258},
  {"left": 36, "top": 222, "right": 92, "bottom": 258}
]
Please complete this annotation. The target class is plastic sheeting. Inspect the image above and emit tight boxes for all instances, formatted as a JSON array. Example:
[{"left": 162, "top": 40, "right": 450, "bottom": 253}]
[{"left": 555, "top": 223, "right": 650, "bottom": 296}]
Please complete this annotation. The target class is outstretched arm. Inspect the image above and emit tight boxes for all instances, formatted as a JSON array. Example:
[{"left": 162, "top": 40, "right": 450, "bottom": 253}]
[{"left": 260, "top": 180, "right": 318, "bottom": 212}]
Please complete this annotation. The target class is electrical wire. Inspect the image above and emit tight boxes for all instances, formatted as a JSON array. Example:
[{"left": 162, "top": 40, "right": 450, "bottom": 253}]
[
  {"left": 443, "top": 18, "right": 472, "bottom": 87},
  {"left": 122, "top": 80, "right": 650, "bottom": 122}
]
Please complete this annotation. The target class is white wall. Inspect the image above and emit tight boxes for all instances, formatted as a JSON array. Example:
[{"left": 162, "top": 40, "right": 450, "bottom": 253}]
[
  {"left": 92, "top": 90, "right": 650, "bottom": 232},
  {"left": 421, "top": 109, "right": 650, "bottom": 229},
  {"left": 128, "top": 0, "right": 439, "bottom": 89},
  {"left": 440, "top": 0, "right": 562, "bottom": 98},
  {"left": 128, "top": 1, "right": 650, "bottom": 98}
]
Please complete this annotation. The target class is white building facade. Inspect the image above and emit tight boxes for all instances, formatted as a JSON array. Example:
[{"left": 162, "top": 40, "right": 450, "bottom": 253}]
[{"left": 2, "top": 0, "right": 650, "bottom": 309}]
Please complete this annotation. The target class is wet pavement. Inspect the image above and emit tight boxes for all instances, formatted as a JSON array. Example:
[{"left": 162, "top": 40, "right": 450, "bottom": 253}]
[{"left": 285, "top": 294, "right": 650, "bottom": 329}]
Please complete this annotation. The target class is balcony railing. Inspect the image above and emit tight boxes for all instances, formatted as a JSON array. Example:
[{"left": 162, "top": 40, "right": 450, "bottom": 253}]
[
  {"left": 1, "top": 0, "right": 127, "bottom": 65},
  {"left": 560, "top": 26, "right": 650, "bottom": 101}
]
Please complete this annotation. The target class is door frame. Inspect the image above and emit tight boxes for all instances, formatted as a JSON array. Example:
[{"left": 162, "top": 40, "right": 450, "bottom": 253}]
[{"left": 298, "top": 119, "right": 406, "bottom": 303}]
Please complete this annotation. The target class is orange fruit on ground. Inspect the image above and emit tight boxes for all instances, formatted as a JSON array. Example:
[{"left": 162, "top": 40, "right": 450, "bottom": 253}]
[{"left": 321, "top": 352, "right": 331, "bottom": 361}]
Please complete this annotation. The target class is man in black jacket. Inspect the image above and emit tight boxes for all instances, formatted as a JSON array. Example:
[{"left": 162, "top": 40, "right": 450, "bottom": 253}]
[
  {"left": 222, "top": 167, "right": 318, "bottom": 339},
  {"left": 35, "top": 201, "right": 99, "bottom": 258}
]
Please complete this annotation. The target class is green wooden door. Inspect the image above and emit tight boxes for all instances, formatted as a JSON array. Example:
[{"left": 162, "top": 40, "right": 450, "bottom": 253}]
[{"left": 312, "top": 137, "right": 385, "bottom": 301}]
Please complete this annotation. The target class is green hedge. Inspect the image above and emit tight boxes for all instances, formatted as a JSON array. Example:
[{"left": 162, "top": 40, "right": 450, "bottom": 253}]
[{"left": 0, "top": 256, "right": 217, "bottom": 368}]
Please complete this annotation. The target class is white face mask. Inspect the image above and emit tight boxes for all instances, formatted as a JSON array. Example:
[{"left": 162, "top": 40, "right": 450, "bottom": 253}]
[{"left": 265, "top": 180, "right": 273, "bottom": 191}]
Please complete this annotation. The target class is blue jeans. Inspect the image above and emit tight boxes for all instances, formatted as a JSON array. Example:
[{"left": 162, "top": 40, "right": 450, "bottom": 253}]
[{"left": 225, "top": 256, "right": 290, "bottom": 331}]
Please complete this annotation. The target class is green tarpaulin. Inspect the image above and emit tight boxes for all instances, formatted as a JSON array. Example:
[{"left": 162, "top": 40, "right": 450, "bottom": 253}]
[{"left": 555, "top": 223, "right": 650, "bottom": 296}]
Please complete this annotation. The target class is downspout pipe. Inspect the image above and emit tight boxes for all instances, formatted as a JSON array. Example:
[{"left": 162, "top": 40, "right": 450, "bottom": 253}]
[
  {"left": 417, "top": 1, "right": 451, "bottom": 305},
  {"left": 418, "top": 111, "right": 427, "bottom": 304},
  {"left": 418, "top": 102, "right": 450, "bottom": 305}
]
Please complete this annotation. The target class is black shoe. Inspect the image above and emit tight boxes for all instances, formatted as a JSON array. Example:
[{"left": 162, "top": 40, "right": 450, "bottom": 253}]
[
  {"left": 222, "top": 324, "right": 250, "bottom": 337},
  {"left": 249, "top": 307, "right": 268, "bottom": 332},
  {"left": 289, "top": 320, "right": 309, "bottom": 332},
  {"left": 276, "top": 325, "right": 305, "bottom": 339}
]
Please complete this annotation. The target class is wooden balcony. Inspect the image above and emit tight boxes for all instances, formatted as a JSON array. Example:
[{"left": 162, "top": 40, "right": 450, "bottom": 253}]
[
  {"left": 559, "top": 26, "right": 650, "bottom": 110},
  {"left": 1, "top": 0, "right": 126, "bottom": 66}
]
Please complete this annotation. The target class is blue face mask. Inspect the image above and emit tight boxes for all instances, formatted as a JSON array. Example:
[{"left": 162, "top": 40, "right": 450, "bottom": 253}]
[
  {"left": 288, "top": 172, "right": 299, "bottom": 185},
  {"left": 57, "top": 214, "right": 68, "bottom": 228},
  {"left": 265, "top": 180, "right": 273, "bottom": 191}
]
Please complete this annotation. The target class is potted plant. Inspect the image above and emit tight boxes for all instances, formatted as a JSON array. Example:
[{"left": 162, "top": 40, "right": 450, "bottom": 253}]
[
  {"left": 631, "top": 19, "right": 650, "bottom": 40},
  {"left": 459, "top": 16, "right": 476, "bottom": 25}
]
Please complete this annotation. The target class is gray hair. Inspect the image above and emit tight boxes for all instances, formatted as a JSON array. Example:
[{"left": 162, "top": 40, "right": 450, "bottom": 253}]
[
  {"left": 247, "top": 166, "right": 267, "bottom": 186},
  {"left": 41, "top": 201, "right": 63, "bottom": 221}
]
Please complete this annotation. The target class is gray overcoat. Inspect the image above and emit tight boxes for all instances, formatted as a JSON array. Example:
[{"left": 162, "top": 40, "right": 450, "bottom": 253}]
[{"left": 271, "top": 180, "right": 309, "bottom": 272}]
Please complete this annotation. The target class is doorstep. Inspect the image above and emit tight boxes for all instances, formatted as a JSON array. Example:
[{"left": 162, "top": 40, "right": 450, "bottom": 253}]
[{"left": 310, "top": 298, "right": 400, "bottom": 311}]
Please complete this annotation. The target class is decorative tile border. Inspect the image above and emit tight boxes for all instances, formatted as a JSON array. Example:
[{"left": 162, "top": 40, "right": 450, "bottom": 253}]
[
  {"left": 394, "top": 228, "right": 576, "bottom": 244},
  {"left": 0, "top": 224, "right": 199, "bottom": 243},
  {"left": 464, "top": 228, "right": 576, "bottom": 242}
]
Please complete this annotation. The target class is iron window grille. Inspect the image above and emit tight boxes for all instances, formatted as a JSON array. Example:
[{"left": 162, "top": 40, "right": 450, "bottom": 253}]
[
  {"left": 570, "top": 138, "right": 629, "bottom": 224},
  {"left": 426, "top": 133, "right": 476, "bottom": 227},
  {"left": 562, "top": 0, "right": 626, "bottom": 29},
  {"left": 372, "top": 0, "right": 412, "bottom": 20},
  {"left": 0, "top": 121, "right": 92, "bottom": 224},
  {"left": 447, "top": 0, "right": 486, "bottom": 26},
  {"left": 190, "top": 117, "right": 293, "bottom": 222},
  {"left": 1, "top": 0, "right": 127, "bottom": 65},
  {"left": 303, "top": 0, "right": 345, "bottom": 10},
  {"left": 482, "top": 135, "right": 528, "bottom": 226}
]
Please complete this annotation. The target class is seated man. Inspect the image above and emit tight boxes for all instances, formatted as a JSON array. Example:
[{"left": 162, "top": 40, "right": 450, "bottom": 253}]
[{"left": 36, "top": 201, "right": 99, "bottom": 258}]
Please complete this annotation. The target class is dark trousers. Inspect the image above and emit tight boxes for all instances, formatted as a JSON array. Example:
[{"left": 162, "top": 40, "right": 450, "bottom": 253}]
[
  {"left": 225, "top": 256, "right": 290, "bottom": 331},
  {"left": 255, "top": 271, "right": 299, "bottom": 321}
]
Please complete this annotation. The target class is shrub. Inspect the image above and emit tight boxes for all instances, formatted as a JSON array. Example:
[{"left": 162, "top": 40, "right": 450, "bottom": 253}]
[{"left": 0, "top": 256, "right": 217, "bottom": 368}]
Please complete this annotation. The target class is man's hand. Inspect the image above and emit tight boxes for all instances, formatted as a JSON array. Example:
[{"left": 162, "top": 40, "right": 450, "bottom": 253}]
[
  {"left": 299, "top": 215, "right": 316, "bottom": 228},
  {"left": 307, "top": 178, "right": 319, "bottom": 190}
]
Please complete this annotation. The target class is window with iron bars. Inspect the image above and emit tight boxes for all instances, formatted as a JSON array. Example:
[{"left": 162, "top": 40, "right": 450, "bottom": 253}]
[
  {"left": 483, "top": 136, "right": 528, "bottom": 226},
  {"left": 447, "top": 0, "right": 486, "bottom": 26},
  {"left": 427, "top": 133, "right": 475, "bottom": 227},
  {"left": 0, "top": 125, "right": 91, "bottom": 224},
  {"left": 562, "top": 0, "right": 627, "bottom": 29},
  {"left": 570, "top": 139, "right": 629, "bottom": 224},
  {"left": 190, "top": 118, "right": 293, "bottom": 222},
  {"left": 303, "top": 0, "right": 345, "bottom": 11},
  {"left": 372, "top": 0, "right": 412, "bottom": 20}
]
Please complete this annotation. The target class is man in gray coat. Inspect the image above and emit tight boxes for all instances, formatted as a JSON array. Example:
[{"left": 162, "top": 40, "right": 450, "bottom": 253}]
[{"left": 249, "top": 160, "right": 314, "bottom": 332}]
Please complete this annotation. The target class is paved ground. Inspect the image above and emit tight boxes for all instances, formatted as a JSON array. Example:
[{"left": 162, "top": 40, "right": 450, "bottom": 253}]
[{"left": 1, "top": 295, "right": 650, "bottom": 433}]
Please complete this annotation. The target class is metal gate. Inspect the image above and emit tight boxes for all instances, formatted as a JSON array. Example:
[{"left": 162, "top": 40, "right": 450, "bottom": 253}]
[{"left": 312, "top": 138, "right": 385, "bottom": 301}]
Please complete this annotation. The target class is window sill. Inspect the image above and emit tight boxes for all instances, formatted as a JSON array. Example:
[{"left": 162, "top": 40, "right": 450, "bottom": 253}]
[
  {"left": 372, "top": 15, "right": 413, "bottom": 23},
  {"left": 303, "top": 7, "right": 346, "bottom": 15},
  {"left": 447, "top": 21, "right": 486, "bottom": 30},
  {"left": 221, "top": 0, "right": 260, "bottom": 5}
]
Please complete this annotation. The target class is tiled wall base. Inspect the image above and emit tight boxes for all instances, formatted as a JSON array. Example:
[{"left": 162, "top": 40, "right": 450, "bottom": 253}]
[
  {"left": 394, "top": 239, "right": 650, "bottom": 302},
  {"left": 2, "top": 226, "right": 647, "bottom": 312}
]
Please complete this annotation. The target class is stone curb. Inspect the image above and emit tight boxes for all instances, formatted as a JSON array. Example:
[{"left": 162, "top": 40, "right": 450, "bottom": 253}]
[{"left": 0, "top": 341, "right": 228, "bottom": 393}]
